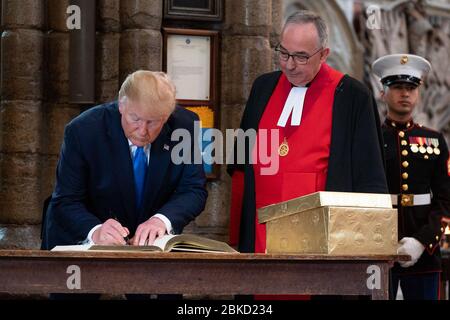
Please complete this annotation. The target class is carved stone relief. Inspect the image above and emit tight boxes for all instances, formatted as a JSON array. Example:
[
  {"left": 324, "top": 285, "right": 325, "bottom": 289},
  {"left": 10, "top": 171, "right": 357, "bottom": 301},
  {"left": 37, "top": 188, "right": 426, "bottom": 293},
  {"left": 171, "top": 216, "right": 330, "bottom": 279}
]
[{"left": 354, "top": 0, "right": 450, "bottom": 143}]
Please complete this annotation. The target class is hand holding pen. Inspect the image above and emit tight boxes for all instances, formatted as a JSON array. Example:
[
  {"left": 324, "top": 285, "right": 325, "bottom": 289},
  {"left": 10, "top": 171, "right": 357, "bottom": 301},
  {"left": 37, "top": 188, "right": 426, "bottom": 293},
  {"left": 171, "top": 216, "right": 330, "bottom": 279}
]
[
  {"left": 112, "top": 216, "right": 130, "bottom": 244},
  {"left": 91, "top": 212, "right": 130, "bottom": 245}
]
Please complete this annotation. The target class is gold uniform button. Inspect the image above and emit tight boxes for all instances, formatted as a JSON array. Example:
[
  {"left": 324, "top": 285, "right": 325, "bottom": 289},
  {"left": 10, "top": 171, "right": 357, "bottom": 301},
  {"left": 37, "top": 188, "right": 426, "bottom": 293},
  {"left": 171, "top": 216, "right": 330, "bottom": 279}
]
[
  {"left": 429, "top": 244, "right": 433, "bottom": 249},
  {"left": 402, "top": 172, "right": 409, "bottom": 180},
  {"left": 436, "top": 236, "right": 439, "bottom": 241},
  {"left": 402, "top": 161, "right": 409, "bottom": 168},
  {"left": 401, "top": 140, "right": 408, "bottom": 146},
  {"left": 399, "top": 131, "right": 405, "bottom": 138},
  {"left": 402, "top": 150, "right": 408, "bottom": 156},
  {"left": 424, "top": 155, "right": 429, "bottom": 160},
  {"left": 402, "top": 184, "right": 409, "bottom": 191}
]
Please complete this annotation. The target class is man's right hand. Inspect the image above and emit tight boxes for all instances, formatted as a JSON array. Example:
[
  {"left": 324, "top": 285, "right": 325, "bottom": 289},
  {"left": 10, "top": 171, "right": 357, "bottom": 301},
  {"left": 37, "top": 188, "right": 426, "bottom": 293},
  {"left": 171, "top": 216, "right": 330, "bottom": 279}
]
[
  {"left": 92, "top": 219, "right": 130, "bottom": 245},
  {"left": 397, "top": 237, "right": 425, "bottom": 268}
]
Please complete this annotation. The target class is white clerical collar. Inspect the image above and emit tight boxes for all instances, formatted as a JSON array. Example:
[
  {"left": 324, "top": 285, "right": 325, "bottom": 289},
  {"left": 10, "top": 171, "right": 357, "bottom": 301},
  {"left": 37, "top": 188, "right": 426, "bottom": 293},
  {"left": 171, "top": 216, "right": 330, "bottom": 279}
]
[{"left": 277, "top": 86, "right": 309, "bottom": 127}]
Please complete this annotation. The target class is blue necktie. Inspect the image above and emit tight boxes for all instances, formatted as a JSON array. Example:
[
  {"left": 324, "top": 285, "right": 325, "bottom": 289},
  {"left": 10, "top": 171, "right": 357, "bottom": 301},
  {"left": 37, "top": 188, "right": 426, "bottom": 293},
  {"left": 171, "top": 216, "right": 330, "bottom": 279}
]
[{"left": 133, "top": 146, "right": 147, "bottom": 209}]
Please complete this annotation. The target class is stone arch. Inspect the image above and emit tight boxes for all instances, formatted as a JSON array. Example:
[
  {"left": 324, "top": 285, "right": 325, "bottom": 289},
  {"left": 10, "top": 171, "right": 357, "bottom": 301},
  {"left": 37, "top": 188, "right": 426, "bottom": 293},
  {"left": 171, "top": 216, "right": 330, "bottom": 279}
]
[{"left": 282, "top": 0, "right": 364, "bottom": 80}]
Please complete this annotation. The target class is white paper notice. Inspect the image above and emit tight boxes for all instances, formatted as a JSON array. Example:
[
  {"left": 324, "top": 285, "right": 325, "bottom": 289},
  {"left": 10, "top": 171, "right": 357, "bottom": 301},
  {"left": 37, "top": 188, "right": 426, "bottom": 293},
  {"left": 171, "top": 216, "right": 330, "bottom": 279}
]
[{"left": 166, "top": 35, "right": 211, "bottom": 101}]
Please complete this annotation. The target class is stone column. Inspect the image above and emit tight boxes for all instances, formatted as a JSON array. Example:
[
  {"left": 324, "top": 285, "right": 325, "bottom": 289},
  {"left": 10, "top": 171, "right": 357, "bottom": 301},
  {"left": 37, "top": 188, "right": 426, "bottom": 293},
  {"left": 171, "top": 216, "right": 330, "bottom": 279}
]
[
  {"left": 97, "top": 0, "right": 120, "bottom": 103},
  {"left": 119, "top": 0, "right": 162, "bottom": 83},
  {"left": 0, "top": 0, "right": 45, "bottom": 248},
  {"left": 42, "top": 0, "right": 81, "bottom": 214},
  {"left": 271, "top": 0, "right": 284, "bottom": 69},
  {"left": 221, "top": 0, "right": 273, "bottom": 112},
  {"left": 196, "top": 0, "right": 273, "bottom": 241}
]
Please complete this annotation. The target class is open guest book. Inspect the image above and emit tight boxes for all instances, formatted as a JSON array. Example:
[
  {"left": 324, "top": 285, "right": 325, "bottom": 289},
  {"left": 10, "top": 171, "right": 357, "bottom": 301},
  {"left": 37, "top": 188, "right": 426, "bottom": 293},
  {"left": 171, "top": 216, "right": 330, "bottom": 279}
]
[{"left": 51, "top": 234, "right": 238, "bottom": 253}]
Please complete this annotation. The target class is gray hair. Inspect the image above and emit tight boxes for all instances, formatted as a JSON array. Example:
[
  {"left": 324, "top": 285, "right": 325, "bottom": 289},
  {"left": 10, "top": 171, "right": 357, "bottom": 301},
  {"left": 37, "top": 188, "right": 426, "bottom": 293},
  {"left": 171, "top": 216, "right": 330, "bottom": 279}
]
[{"left": 282, "top": 11, "right": 329, "bottom": 48}]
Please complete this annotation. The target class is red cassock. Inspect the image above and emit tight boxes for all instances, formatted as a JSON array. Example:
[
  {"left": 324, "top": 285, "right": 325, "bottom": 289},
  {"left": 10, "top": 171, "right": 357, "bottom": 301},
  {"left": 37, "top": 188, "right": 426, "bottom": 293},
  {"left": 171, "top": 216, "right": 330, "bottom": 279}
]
[{"left": 230, "top": 64, "right": 344, "bottom": 299}]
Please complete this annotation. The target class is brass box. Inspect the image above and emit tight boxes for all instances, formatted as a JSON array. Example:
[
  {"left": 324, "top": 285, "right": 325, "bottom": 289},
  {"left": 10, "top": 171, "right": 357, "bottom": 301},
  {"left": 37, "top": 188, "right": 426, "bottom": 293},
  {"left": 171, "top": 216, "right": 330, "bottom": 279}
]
[{"left": 258, "top": 192, "right": 398, "bottom": 255}]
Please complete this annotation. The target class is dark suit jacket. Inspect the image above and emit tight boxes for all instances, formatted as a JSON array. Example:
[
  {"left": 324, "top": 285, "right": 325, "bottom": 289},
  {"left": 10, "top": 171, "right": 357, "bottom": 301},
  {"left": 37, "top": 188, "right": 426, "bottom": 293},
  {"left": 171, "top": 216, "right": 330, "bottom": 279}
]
[
  {"left": 42, "top": 102, "right": 207, "bottom": 250},
  {"left": 228, "top": 70, "right": 388, "bottom": 252}
]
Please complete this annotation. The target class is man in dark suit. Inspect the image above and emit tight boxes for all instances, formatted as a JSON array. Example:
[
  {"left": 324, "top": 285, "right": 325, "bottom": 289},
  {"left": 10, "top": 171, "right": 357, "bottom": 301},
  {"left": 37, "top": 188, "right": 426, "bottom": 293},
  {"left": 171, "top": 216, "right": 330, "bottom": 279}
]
[{"left": 42, "top": 70, "right": 207, "bottom": 250}]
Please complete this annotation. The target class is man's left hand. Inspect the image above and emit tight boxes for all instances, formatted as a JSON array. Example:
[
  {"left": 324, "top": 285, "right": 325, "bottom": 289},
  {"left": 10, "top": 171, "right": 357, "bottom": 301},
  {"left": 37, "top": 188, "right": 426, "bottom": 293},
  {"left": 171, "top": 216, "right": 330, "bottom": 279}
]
[{"left": 130, "top": 217, "right": 167, "bottom": 246}]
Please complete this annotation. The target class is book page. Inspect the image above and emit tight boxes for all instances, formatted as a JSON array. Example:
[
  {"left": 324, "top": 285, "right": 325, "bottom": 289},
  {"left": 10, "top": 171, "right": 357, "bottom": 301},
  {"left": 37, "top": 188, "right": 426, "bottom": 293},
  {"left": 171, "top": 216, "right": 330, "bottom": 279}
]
[
  {"left": 89, "top": 245, "right": 162, "bottom": 252},
  {"left": 50, "top": 234, "right": 237, "bottom": 253},
  {"left": 152, "top": 234, "right": 177, "bottom": 250},
  {"left": 166, "top": 234, "right": 237, "bottom": 253},
  {"left": 168, "top": 247, "right": 233, "bottom": 253},
  {"left": 51, "top": 244, "right": 93, "bottom": 251}
]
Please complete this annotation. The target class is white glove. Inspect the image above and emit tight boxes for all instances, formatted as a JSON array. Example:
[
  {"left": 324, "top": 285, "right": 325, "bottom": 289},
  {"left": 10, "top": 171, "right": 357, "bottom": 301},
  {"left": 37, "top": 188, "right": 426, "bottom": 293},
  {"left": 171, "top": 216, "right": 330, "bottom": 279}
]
[{"left": 397, "top": 237, "right": 425, "bottom": 268}]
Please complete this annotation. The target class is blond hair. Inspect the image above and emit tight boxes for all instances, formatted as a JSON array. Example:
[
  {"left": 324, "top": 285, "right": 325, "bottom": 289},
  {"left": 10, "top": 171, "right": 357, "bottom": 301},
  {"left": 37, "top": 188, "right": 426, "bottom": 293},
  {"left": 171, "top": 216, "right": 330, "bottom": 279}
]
[{"left": 118, "top": 70, "right": 176, "bottom": 117}]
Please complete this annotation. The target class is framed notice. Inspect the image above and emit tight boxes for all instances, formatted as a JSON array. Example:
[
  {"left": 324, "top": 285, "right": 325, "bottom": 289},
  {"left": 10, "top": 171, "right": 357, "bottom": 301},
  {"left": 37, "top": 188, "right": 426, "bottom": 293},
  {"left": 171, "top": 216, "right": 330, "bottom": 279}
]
[
  {"left": 163, "top": 28, "right": 220, "bottom": 179},
  {"left": 166, "top": 34, "right": 211, "bottom": 101},
  {"left": 164, "top": 0, "right": 223, "bottom": 22}
]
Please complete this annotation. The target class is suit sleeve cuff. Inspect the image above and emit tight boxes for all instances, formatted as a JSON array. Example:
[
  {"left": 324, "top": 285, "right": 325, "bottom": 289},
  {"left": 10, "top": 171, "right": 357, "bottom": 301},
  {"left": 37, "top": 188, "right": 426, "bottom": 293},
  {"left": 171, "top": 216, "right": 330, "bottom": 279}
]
[{"left": 153, "top": 214, "right": 174, "bottom": 235}]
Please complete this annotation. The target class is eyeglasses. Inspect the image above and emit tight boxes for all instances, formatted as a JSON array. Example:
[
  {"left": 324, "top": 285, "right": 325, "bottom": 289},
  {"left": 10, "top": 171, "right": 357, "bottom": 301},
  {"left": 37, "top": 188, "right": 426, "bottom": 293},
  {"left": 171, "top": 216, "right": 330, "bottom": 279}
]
[{"left": 275, "top": 44, "right": 323, "bottom": 65}]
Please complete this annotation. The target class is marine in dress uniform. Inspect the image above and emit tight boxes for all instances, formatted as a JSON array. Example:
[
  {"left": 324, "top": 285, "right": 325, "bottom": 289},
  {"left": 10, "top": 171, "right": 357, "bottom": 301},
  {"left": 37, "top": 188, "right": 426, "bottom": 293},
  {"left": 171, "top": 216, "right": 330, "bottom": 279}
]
[{"left": 372, "top": 54, "right": 450, "bottom": 300}]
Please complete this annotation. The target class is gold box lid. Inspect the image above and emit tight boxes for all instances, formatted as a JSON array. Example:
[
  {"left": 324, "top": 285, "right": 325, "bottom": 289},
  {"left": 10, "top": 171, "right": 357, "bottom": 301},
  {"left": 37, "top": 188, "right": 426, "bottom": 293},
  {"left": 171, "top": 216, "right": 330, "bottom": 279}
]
[{"left": 258, "top": 191, "right": 393, "bottom": 223}]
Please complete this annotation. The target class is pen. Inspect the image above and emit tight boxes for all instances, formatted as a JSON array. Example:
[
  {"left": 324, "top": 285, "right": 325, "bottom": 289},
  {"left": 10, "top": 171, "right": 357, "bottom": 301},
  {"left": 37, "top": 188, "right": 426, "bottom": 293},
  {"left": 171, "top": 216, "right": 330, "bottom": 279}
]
[{"left": 109, "top": 209, "right": 130, "bottom": 243}]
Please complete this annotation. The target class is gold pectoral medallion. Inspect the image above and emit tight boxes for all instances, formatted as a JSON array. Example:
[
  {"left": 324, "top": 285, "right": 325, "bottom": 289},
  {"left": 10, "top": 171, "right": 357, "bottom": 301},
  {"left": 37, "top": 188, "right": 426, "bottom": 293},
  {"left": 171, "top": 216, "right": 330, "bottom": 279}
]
[{"left": 279, "top": 138, "right": 289, "bottom": 157}]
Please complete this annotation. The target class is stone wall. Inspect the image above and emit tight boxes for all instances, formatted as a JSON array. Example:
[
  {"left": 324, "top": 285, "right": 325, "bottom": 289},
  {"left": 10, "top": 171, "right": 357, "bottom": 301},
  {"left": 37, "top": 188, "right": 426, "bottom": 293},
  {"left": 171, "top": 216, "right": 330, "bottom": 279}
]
[
  {"left": 1, "top": 0, "right": 47, "bottom": 248},
  {"left": 0, "top": 0, "right": 280, "bottom": 248}
]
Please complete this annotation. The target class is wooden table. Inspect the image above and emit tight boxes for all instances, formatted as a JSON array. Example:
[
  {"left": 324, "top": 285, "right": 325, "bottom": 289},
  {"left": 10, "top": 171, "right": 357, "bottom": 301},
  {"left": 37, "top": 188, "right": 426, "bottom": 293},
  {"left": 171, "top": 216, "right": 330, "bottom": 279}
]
[{"left": 0, "top": 250, "right": 407, "bottom": 300}]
